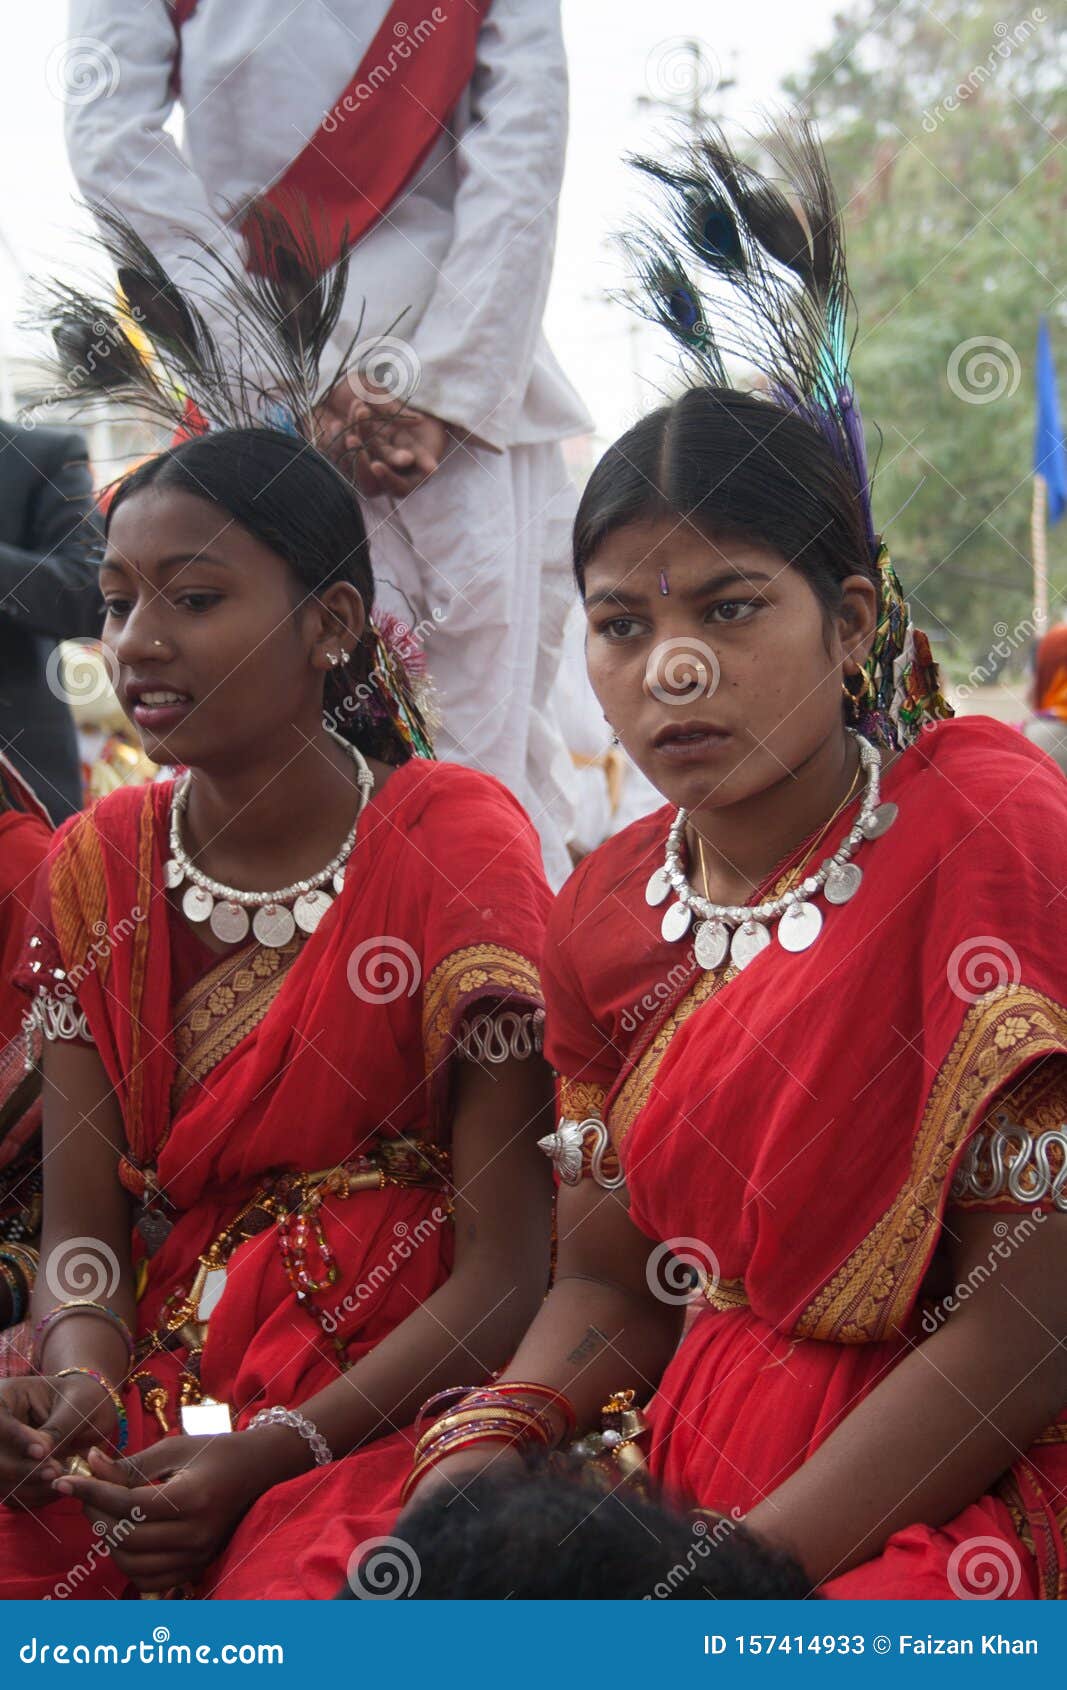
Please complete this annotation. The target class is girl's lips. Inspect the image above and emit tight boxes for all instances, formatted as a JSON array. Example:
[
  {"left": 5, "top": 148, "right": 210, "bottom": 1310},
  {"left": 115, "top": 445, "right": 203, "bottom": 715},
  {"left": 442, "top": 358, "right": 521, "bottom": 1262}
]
[
  {"left": 130, "top": 697, "right": 193, "bottom": 733},
  {"left": 652, "top": 727, "right": 732, "bottom": 762}
]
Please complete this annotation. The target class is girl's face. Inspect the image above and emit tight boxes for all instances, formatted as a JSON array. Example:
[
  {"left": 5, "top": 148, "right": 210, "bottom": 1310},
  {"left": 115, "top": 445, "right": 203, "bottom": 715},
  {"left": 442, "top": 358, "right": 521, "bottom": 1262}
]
[
  {"left": 100, "top": 485, "right": 357, "bottom": 772},
  {"left": 583, "top": 517, "right": 877, "bottom": 816}
]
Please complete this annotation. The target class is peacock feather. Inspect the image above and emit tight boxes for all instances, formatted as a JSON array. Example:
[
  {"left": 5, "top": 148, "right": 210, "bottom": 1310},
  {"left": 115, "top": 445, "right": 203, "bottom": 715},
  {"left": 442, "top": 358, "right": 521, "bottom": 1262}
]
[{"left": 624, "top": 118, "right": 877, "bottom": 559}]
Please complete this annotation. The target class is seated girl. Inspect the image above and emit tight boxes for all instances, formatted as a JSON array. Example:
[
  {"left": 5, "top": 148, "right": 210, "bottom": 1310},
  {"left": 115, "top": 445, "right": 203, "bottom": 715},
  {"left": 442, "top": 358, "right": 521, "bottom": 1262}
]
[
  {"left": 0, "top": 425, "right": 553, "bottom": 1597},
  {"left": 399, "top": 125, "right": 1067, "bottom": 1600}
]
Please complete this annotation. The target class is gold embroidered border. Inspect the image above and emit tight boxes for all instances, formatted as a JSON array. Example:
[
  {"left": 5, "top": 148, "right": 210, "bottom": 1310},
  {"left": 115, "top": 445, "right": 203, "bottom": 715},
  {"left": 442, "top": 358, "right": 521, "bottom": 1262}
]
[
  {"left": 422, "top": 944, "right": 542, "bottom": 1076},
  {"left": 170, "top": 938, "right": 301, "bottom": 1111},
  {"left": 608, "top": 965, "right": 736, "bottom": 1145},
  {"left": 705, "top": 1275, "right": 749, "bottom": 1313},
  {"left": 49, "top": 812, "right": 107, "bottom": 976},
  {"left": 558, "top": 1079, "right": 607, "bottom": 1122},
  {"left": 795, "top": 988, "right": 1067, "bottom": 1345},
  {"left": 125, "top": 789, "right": 156, "bottom": 1144}
]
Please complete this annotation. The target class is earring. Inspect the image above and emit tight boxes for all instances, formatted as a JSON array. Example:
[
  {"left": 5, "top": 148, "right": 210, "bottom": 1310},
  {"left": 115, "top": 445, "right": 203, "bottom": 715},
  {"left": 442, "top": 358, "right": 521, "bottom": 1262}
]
[
  {"left": 329, "top": 650, "right": 345, "bottom": 668},
  {"left": 841, "top": 670, "right": 869, "bottom": 721}
]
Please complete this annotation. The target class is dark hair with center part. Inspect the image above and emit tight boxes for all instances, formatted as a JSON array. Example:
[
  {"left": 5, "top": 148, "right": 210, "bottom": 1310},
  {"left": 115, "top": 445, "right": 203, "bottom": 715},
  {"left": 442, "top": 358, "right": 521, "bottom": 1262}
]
[
  {"left": 573, "top": 388, "right": 875, "bottom": 612},
  {"left": 106, "top": 427, "right": 411, "bottom": 763}
]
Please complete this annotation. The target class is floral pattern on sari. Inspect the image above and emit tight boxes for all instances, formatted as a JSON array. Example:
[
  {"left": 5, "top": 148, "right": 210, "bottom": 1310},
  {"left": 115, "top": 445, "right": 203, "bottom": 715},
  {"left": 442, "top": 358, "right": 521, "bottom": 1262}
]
[
  {"left": 170, "top": 937, "right": 302, "bottom": 1112},
  {"left": 795, "top": 988, "right": 1067, "bottom": 1344}
]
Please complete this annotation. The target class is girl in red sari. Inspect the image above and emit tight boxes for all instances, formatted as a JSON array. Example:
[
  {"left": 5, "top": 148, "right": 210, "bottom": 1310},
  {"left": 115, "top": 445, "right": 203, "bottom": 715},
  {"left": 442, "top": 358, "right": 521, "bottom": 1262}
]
[
  {"left": 0, "top": 425, "right": 553, "bottom": 1598},
  {"left": 402, "top": 127, "right": 1067, "bottom": 1600}
]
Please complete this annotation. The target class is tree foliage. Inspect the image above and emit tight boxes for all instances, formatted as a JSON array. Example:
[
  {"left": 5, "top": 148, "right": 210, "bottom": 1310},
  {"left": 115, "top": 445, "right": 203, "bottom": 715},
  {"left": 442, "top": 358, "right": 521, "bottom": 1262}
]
[{"left": 783, "top": 0, "right": 1067, "bottom": 672}]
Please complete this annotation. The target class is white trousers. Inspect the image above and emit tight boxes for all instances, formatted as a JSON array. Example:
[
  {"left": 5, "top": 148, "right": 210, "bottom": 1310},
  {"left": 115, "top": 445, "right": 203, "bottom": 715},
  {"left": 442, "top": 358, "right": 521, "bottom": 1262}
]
[{"left": 365, "top": 436, "right": 580, "bottom": 888}]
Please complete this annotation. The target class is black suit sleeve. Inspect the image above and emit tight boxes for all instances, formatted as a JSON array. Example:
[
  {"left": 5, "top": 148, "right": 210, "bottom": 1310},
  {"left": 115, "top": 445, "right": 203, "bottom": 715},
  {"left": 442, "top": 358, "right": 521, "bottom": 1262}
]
[{"left": 0, "top": 429, "right": 103, "bottom": 640}]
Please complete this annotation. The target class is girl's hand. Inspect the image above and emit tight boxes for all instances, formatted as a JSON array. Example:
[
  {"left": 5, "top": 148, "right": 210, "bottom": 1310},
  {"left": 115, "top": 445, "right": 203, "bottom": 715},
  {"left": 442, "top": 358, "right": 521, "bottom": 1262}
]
[
  {"left": 55, "top": 1431, "right": 290, "bottom": 1594},
  {"left": 0, "top": 1374, "right": 118, "bottom": 1511}
]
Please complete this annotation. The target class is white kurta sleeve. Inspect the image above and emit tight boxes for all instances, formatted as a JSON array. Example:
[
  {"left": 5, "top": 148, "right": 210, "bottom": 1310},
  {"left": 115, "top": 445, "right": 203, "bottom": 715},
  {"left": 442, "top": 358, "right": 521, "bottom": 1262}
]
[
  {"left": 408, "top": 0, "right": 570, "bottom": 451},
  {"left": 64, "top": 0, "right": 248, "bottom": 314}
]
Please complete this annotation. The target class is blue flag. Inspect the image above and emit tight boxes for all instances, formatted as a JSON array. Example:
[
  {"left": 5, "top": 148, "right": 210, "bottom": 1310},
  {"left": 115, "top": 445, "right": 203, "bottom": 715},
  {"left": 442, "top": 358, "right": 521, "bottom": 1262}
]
[{"left": 1035, "top": 315, "right": 1067, "bottom": 525}]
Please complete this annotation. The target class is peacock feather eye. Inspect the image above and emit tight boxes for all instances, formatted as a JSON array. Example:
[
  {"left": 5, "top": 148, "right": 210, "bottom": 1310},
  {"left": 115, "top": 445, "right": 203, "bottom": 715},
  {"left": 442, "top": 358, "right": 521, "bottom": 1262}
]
[{"left": 668, "top": 286, "right": 700, "bottom": 331}]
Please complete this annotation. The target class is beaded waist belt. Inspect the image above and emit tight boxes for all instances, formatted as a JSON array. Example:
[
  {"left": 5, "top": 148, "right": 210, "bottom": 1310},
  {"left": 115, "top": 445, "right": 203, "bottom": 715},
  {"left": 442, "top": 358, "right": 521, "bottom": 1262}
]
[{"left": 134, "top": 1138, "right": 451, "bottom": 1364}]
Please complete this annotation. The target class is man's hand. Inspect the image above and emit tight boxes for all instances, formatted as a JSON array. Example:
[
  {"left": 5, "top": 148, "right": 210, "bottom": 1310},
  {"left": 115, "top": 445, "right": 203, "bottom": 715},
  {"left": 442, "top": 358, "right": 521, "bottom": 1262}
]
[{"left": 314, "top": 384, "right": 451, "bottom": 497}]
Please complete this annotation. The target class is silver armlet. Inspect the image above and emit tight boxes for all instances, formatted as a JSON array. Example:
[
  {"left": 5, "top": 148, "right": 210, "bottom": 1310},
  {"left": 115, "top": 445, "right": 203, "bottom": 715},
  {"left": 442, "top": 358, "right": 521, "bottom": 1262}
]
[
  {"left": 22, "top": 991, "right": 94, "bottom": 1068},
  {"left": 455, "top": 1007, "right": 544, "bottom": 1064},
  {"left": 536, "top": 1116, "right": 624, "bottom": 1191},
  {"left": 951, "top": 1112, "right": 1067, "bottom": 1212}
]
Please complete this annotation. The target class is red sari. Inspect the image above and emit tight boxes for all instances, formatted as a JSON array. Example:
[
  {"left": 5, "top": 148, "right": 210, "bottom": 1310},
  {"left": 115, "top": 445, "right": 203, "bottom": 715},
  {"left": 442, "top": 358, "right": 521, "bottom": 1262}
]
[
  {"left": 0, "top": 757, "right": 549, "bottom": 1598},
  {"left": 543, "top": 717, "right": 1067, "bottom": 1599},
  {"left": 0, "top": 755, "right": 51, "bottom": 1044}
]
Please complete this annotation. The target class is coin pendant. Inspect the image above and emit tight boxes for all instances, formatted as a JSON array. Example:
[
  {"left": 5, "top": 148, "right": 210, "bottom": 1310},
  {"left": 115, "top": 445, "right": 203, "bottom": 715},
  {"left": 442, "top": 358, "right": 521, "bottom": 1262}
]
[
  {"left": 730, "top": 920, "right": 771, "bottom": 969},
  {"left": 824, "top": 862, "right": 862, "bottom": 905},
  {"left": 333, "top": 867, "right": 346, "bottom": 895},
  {"left": 694, "top": 918, "right": 730, "bottom": 971},
  {"left": 660, "top": 900, "right": 693, "bottom": 943},
  {"left": 182, "top": 884, "right": 214, "bottom": 924},
  {"left": 777, "top": 900, "right": 823, "bottom": 953},
  {"left": 645, "top": 866, "right": 672, "bottom": 907},
  {"left": 163, "top": 858, "right": 185, "bottom": 890},
  {"left": 209, "top": 900, "right": 250, "bottom": 944},
  {"left": 860, "top": 801, "right": 899, "bottom": 840},
  {"left": 252, "top": 903, "right": 297, "bottom": 948},
  {"left": 294, "top": 889, "right": 333, "bottom": 934}
]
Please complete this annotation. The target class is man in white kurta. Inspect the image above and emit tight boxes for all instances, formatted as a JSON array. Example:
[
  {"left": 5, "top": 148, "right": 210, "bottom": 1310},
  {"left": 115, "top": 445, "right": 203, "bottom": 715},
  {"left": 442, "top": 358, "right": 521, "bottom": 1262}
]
[{"left": 65, "top": 0, "right": 591, "bottom": 885}]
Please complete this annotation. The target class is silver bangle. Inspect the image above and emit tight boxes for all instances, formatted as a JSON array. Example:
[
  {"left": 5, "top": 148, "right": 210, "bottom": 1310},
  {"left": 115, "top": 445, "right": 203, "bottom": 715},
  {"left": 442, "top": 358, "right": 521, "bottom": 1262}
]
[
  {"left": 247, "top": 1405, "right": 333, "bottom": 1466},
  {"left": 952, "top": 1113, "right": 1067, "bottom": 1212}
]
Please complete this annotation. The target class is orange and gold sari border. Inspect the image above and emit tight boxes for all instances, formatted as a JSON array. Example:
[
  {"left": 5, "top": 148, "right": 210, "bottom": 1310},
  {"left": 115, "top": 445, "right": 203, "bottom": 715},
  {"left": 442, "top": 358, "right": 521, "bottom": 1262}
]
[
  {"left": 997, "top": 1464, "right": 1067, "bottom": 1600},
  {"left": 558, "top": 1078, "right": 608, "bottom": 1123},
  {"left": 795, "top": 988, "right": 1067, "bottom": 1346},
  {"left": 704, "top": 1275, "right": 749, "bottom": 1313},
  {"left": 48, "top": 811, "right": 108, "bottom": 978},
  {"left": 422, "top": 944, "right": 543, "bottom": 1077},
  {"left": 608, "top": 965, "right": 733, "bottom": 1147},
  {"left": 170, "top": 938, "right": 301, "bottom": 1112},
  {"left": 125, "top": 790, "right": 157, "bottom": 1143}
]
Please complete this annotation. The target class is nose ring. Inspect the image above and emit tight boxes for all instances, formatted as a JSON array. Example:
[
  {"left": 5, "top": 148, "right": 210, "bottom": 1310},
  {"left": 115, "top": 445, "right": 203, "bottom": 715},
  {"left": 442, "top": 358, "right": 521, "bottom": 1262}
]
[{"left": 153, "top": 640, "right": 164, "bottom": 648}]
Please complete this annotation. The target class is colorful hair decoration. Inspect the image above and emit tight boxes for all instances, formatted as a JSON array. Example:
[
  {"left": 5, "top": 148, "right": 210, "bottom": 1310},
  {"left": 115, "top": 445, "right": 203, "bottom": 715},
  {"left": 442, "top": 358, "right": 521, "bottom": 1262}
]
[{"left": 624, "top": 118, "right": 953, "bottom": 748}]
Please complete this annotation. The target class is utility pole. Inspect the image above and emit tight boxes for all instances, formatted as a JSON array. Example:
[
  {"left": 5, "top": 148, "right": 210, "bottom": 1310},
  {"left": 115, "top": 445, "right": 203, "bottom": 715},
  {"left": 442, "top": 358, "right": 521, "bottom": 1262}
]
[{"left": 636, "top": 38, "right": 733, "bottom": 141}]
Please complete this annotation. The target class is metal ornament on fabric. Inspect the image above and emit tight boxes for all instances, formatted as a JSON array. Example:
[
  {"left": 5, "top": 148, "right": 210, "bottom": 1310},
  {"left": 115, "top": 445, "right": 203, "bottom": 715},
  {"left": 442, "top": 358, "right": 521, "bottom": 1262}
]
[
  {"left": 645, "top": 866, "right": 671, "bottom": 907},
  {"left": 252, "top": 904, "right": 297, "bottom": 949},
  {"left": 209, "top": 900, "right": 251, "bottom": 945},
  {"left": 824, "top": 862, "right": 863, "bottom": 905},
  {"left": 661, "top": 900, "right": 693, "bottom": 943},
  {"left": 694, "top": 918, "right": 730, "bottom": 971},
  {"left": 730, "top": 921, "right": 771, "bottom": 970},
  {"left": 777, "top": 900, "right": 823, "bottom": 953}
]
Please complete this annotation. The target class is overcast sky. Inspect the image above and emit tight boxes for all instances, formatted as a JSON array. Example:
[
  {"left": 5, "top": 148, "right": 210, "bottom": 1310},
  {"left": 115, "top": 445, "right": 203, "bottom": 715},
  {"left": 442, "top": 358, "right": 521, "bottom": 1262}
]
[{"left": 0, "top": 0, "right": 844, "bottom": 440}]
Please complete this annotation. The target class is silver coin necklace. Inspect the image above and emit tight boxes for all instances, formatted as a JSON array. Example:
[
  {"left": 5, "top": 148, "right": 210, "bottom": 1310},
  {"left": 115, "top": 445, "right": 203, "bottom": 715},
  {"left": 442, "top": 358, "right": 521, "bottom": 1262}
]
[
  {"left": 163, "top": 727, "right": 374, "bottom": 948},
  {"left": 645, "top": 730, "right": 897, "bottom": 973}
]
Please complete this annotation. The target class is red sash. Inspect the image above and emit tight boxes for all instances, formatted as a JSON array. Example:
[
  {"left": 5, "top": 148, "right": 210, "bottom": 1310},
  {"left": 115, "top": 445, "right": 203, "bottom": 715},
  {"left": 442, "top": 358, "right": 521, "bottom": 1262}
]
[{"left": 171, "top": 0, "right": 491, "bottom": 270}]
